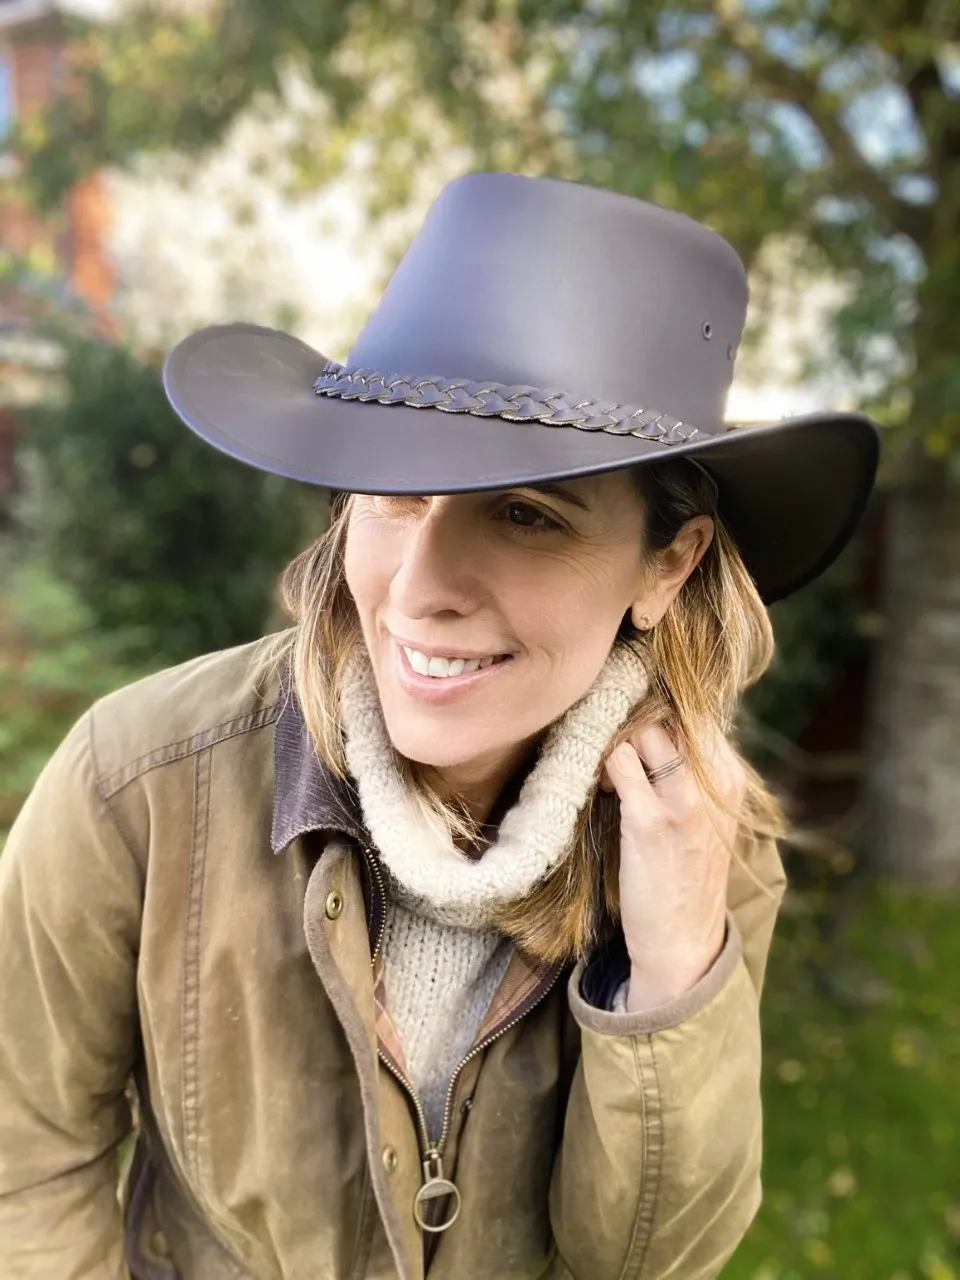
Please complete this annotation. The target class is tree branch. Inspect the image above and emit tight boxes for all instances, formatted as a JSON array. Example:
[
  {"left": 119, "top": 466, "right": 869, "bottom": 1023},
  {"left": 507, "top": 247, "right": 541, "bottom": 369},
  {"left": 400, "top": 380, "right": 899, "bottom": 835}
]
[
  {"left": 897, "top": 1, "right": 960, "bottom": 179},
  {"left": 711, "top": 0, "right": 932, "bottom": 247}
]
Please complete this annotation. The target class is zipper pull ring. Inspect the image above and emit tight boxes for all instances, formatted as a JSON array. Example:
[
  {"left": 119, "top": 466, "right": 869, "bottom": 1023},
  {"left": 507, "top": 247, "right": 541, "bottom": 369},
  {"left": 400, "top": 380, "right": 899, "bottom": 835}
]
[{"left": 413, "top": 1150, "right": 462, "bottom": 1234}]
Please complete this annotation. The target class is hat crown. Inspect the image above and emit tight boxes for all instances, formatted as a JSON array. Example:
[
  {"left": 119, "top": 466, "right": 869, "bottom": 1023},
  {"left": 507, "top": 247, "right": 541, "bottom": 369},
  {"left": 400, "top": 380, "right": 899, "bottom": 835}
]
[{"left": 349, "top": 173, "right": 748, "bottom": 433}]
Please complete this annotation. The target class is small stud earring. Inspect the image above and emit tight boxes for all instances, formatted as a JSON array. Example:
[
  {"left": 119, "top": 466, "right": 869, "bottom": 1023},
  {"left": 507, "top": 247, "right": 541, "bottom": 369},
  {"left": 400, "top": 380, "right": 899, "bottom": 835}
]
[{"left": 636, "top": 613, "right": 653, "bottom": 631}]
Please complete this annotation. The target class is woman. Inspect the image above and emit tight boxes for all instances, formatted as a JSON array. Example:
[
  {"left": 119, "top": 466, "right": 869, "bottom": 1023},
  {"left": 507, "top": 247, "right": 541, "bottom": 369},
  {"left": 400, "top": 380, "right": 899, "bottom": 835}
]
[{"left": 0, "top": 173, "right": 879, "bottom": 1279}]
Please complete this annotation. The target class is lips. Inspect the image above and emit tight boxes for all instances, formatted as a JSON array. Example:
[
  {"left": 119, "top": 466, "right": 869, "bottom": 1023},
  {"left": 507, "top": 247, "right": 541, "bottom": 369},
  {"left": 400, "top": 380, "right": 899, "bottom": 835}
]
[{"left": 393, "top": 639, "right": 514, "bottom": 698}]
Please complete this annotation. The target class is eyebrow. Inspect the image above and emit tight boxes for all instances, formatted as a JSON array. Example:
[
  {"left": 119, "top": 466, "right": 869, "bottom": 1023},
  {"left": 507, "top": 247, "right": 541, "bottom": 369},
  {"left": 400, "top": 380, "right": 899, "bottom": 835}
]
[{"left": 523, "top": 483, "right": 592, "bottom": 512}]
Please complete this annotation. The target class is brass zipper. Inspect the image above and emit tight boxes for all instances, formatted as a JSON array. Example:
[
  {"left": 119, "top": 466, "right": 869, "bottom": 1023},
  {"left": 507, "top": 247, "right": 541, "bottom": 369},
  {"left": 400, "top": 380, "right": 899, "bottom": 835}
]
[
  {"left": 362, "top": 843, "right": 388, "bottom": 970},
  {"left": 433, "top": 961, "right": 564, "bottom": 1155},
  {"left": 360, "top": 837, "right": 564, "bottom": 1234}
]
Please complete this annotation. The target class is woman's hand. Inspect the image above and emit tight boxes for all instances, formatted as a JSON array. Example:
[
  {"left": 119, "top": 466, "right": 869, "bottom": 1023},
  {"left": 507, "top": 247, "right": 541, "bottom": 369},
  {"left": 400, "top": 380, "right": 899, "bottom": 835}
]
[{"left": 601, "top": 724, "right": 746, "bottom": 1014}]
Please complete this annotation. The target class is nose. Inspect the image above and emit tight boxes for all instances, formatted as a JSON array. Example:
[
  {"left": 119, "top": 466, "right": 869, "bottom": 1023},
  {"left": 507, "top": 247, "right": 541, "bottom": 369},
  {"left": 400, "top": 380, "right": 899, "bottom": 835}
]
[{"left": 389, "top": 497, "right": 483, "bottom": 621}]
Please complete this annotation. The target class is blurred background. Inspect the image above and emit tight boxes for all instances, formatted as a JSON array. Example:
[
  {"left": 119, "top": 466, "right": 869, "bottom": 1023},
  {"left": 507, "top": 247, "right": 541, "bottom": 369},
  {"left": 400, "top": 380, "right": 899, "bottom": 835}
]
[{"left": 1, "top": 1, "right": 958, "bottom": 1275}]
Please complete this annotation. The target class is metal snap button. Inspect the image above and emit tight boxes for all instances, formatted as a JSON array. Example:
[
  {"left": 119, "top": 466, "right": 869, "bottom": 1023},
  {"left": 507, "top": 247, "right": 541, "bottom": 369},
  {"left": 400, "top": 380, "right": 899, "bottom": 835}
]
[
  {"left": 461, "top": 1097, "right": 473, "bottom": 1115},
  {"left": 325, "top": 890, "right": 344, "bottom": 920},
  {"left": 149, "top": 1229, "right": 171, "bottom": 1259},
  {"left": 382, "top": 1145, "right": 399, "bottom": 1174}
]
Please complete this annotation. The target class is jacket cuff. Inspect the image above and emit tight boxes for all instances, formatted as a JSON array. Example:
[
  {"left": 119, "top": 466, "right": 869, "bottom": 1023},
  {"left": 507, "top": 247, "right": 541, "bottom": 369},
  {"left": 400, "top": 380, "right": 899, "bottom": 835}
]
[{"left": 571, "top": 912, "right": 744, "bottom": 1036}]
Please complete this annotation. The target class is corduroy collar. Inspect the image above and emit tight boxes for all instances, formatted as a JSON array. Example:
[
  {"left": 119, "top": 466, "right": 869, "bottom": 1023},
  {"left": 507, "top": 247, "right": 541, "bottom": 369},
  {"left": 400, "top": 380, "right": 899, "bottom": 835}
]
[{"left": 270, "top": 670, "right": 368, "bottom": 854}]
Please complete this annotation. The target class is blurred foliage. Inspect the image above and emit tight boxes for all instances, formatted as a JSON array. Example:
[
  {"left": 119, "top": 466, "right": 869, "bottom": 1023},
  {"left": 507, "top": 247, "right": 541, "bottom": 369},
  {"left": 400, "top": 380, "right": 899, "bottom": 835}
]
[
  {"left": 743, "top": 522, "right": 871, "bottom": 752},
  {"left": 11, "top": 0, "right": 959, "bottom": 462},
  {"left": 728, "top": 873, "right": 960, "bottom": 1278},
  {"left": 1, "top": 5, "right": 958, "bottom": 1265},
  {"left": 15, "top": 331, "right": 306, "bottom": 668},
  {"left": 0, "top": 554, "right": 154, "bottom": 844},
  {"left": 12, "top": 2, "right": 960, "bottom": 876}
]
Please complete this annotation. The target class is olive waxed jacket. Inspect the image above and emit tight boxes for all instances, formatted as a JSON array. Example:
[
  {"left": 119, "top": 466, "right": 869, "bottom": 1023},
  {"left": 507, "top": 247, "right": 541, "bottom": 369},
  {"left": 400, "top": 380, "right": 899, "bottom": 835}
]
[{"left": 0, "top": 636, "right": 786, "bottom": 1279}]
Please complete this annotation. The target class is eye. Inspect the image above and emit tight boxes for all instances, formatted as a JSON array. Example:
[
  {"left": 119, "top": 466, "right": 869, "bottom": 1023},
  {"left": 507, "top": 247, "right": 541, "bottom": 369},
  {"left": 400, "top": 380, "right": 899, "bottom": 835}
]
[{"left": 498, "top": 500, "right": 563, "bottom": 534}]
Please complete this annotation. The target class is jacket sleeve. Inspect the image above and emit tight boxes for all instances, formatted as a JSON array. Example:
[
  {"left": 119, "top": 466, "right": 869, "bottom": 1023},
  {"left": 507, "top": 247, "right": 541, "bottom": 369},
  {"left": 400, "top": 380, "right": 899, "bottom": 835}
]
[
  {"left": 549, "top": 833, "right": 786, "bottom": 1280},
  {"left": 0, "top": 712, "right": 141, "bottom": 1279}
]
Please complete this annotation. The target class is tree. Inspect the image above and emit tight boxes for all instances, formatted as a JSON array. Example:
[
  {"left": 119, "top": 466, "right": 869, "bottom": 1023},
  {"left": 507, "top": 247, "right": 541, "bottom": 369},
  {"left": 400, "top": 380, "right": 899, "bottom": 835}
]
[
  {"left": 17, "top": 332, "right": 306, "bottom": 666},
  {"left": 11, "top": 0, "right": 960, "bottom": 882}
]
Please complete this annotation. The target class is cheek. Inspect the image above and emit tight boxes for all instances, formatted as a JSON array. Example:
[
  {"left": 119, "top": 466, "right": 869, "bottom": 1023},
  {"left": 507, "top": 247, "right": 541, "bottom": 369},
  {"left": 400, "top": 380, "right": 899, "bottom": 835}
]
[
  {"left": 510, "top": 548, "right": 639, "bottom": 647},
  {"left": 344, "top": 518, "right": 391, "bottom": 619}
]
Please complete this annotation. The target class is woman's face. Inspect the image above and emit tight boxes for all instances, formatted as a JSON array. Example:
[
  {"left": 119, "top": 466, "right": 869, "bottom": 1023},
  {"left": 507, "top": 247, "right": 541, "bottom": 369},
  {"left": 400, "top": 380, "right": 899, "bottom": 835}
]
[{"left": 344, "top": 470, "right": 660, "bottom": 789}]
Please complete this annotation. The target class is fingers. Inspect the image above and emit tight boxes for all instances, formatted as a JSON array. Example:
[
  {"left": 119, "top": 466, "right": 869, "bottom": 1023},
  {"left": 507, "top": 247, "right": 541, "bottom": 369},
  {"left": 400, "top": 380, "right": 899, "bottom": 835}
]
[
  {"left": 633, "top": 723, "right": 681, "bottom": 775},
  {"left": 601, "top": 721, "right": 746, "bottom": 813},
  {"left": 603, "top": 740, "right": 653, "bottom": 798},
  {"left": 601, "top": 725, "right": 680, "bottom": 802}
]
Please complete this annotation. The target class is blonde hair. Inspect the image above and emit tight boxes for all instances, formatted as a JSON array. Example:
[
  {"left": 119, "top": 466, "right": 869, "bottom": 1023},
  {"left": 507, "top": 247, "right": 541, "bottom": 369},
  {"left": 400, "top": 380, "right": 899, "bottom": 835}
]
[{"left": 279, "top": 460, "right": 787, "bottom": 965}]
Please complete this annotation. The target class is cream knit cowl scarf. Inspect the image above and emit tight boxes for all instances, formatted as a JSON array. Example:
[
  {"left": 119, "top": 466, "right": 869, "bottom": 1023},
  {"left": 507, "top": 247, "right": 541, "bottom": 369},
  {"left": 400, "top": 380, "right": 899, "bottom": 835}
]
[{"left": 338, "top": 640, "right": 649, "bottom": 1134}]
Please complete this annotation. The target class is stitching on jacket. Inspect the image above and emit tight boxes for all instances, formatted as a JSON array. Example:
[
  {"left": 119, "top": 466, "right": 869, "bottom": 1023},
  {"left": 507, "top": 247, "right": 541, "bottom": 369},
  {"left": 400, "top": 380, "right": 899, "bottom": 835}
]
[
  {"left": 182, "top": 749, "right": 211, "bottom": 1187},
  {"left": 622, "top": 1036, "right": 665, "bottom": 1280},
  {"left": 301, "top": 844, "right": 416, "bottom": 1280},
  {"left": 87, "top": 707, "right": 148, "bottom": 880},
  {"left": 99, "top": 704, "right": 280, "bottom": 799},
  {"left": 347, "top": 1160, "right": 376, "bottom": 1280},
  {"left": 177, "top": 750, "right": 256, "bottom": 1266}
]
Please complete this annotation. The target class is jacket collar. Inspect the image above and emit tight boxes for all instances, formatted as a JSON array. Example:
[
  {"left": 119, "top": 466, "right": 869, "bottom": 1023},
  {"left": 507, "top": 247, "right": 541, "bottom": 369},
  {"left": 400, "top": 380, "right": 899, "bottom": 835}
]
[{"left": 271, "top": 670, "right": 368, "bottom": 854}]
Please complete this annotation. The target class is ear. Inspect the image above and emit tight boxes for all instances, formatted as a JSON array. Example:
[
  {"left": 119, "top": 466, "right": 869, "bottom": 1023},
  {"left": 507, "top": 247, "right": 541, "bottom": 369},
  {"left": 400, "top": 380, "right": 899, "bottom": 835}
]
[{"left": 631, "top": 515, "right": 714, "bottom": 627}]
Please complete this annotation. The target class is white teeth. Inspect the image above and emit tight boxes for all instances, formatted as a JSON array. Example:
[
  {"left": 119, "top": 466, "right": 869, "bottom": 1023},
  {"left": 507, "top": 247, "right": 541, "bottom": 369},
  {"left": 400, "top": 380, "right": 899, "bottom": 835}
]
[
  {"left": 402, "top": 646, "right": 502, "bottom": 679},
  {"left": 407, "top": 648, "right": 431, "bottom": 676}
]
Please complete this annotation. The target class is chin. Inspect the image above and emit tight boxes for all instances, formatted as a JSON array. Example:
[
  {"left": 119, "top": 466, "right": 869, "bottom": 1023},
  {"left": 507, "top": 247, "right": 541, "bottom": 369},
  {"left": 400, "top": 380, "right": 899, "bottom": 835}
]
[
  {"left": 379, "top": 714, "right": 504, "bottom": 772},
  {"left": 385, "top": 730, "right": 485, "bottom": 771}
]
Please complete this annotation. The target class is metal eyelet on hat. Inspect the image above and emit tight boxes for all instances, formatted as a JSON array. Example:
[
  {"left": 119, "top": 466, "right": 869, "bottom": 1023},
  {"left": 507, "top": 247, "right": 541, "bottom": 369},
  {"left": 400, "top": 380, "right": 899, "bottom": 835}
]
[{"left": 701, "top": 321, "right": 713, "bottom": 340}]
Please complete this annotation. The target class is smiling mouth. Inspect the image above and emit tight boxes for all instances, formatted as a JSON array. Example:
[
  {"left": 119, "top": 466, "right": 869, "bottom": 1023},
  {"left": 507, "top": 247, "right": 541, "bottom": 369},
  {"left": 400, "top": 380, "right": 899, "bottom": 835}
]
[{"left": 399, "top": 644, "right": 513, "bottom": 680}]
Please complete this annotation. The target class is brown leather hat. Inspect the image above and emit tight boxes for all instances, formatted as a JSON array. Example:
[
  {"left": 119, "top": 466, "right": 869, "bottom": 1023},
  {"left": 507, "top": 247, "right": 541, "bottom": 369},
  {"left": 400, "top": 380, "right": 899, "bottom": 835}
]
[{"left": 163, "top": 172, "right": 879, "bottom": 603}]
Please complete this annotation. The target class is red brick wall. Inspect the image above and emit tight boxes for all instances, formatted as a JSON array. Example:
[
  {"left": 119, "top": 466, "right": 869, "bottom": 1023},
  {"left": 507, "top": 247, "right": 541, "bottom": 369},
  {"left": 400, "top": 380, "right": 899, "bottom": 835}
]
[
  {"left": 1, "top": 31, "right": 112, "bottom": 316},
  {"left": 12, "top": 34, "right": 61, "bottom": 112},
  {"left": 66, "top": 172, "right": 113, "bottom": 316}
]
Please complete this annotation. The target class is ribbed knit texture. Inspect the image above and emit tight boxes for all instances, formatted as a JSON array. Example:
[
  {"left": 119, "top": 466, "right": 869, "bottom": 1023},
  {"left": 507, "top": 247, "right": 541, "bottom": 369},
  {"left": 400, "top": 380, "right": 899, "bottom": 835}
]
[
  {"left": 340, "top": 641, "right": 650, "bottom": 928},
  {"left": 380, "top": 902, "right": 513, "bottom": 1135},
  {"left": 339, "top": 640, "right": 650, "bottom": 1134}
]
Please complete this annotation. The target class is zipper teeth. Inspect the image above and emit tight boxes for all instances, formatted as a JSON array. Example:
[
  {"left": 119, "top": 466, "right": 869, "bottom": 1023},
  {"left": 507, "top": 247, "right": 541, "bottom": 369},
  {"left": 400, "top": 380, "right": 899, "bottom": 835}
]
[
  {"left": 361, "top": 839, "right": 564, "bottom": 1164},
  {"left": 361, "top": 844, "right": 431, "bottom": 1150},
  {"left": 376, "top": 1043, "right": 433, "bottom": 1153},
  {"left": 435, "top": 962, "right": 564, "bottom": 1154},
  {"left": 362, "top": 845, "right": 388, "bottom": 969}
]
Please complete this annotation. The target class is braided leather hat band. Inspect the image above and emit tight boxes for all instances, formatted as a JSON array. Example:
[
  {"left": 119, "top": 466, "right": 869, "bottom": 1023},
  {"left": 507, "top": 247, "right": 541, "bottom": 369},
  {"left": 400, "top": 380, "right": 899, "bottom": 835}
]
[{"left": 314, "top": 361, "right": 704, "bottom": 446}]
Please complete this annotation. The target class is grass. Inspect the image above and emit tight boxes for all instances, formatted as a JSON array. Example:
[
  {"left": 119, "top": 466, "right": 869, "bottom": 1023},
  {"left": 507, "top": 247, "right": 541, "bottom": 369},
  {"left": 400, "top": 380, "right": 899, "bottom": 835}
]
[
  {"left": 3, "top": 570, "right": 959, "bottom": 1276},
  {"left": 729, "top": 875, "right": 960, "bottom": 1280}
]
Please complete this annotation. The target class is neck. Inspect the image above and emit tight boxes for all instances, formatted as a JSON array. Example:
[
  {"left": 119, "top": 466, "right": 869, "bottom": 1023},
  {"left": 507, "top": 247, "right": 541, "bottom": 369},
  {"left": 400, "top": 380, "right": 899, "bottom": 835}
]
[{"left": 425, "top": 737, "right": 541, "bottom": 831}]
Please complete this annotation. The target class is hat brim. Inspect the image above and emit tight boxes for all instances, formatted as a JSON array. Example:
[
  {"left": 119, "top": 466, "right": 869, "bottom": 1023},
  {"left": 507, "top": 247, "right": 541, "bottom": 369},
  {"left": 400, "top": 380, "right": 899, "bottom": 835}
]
[{"left": 164, "top": 323, "right": 880, "bottom": 604}]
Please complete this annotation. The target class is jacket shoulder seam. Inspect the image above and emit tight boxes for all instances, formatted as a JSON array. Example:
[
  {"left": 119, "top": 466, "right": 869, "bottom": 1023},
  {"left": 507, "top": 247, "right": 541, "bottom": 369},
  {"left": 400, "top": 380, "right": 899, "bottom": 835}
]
[
  {"left": 95, "top": 702, "right": 280, "bottom": 799},
  {"left": 84, "top": 708, "right": 146, "bottom": 875}
]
